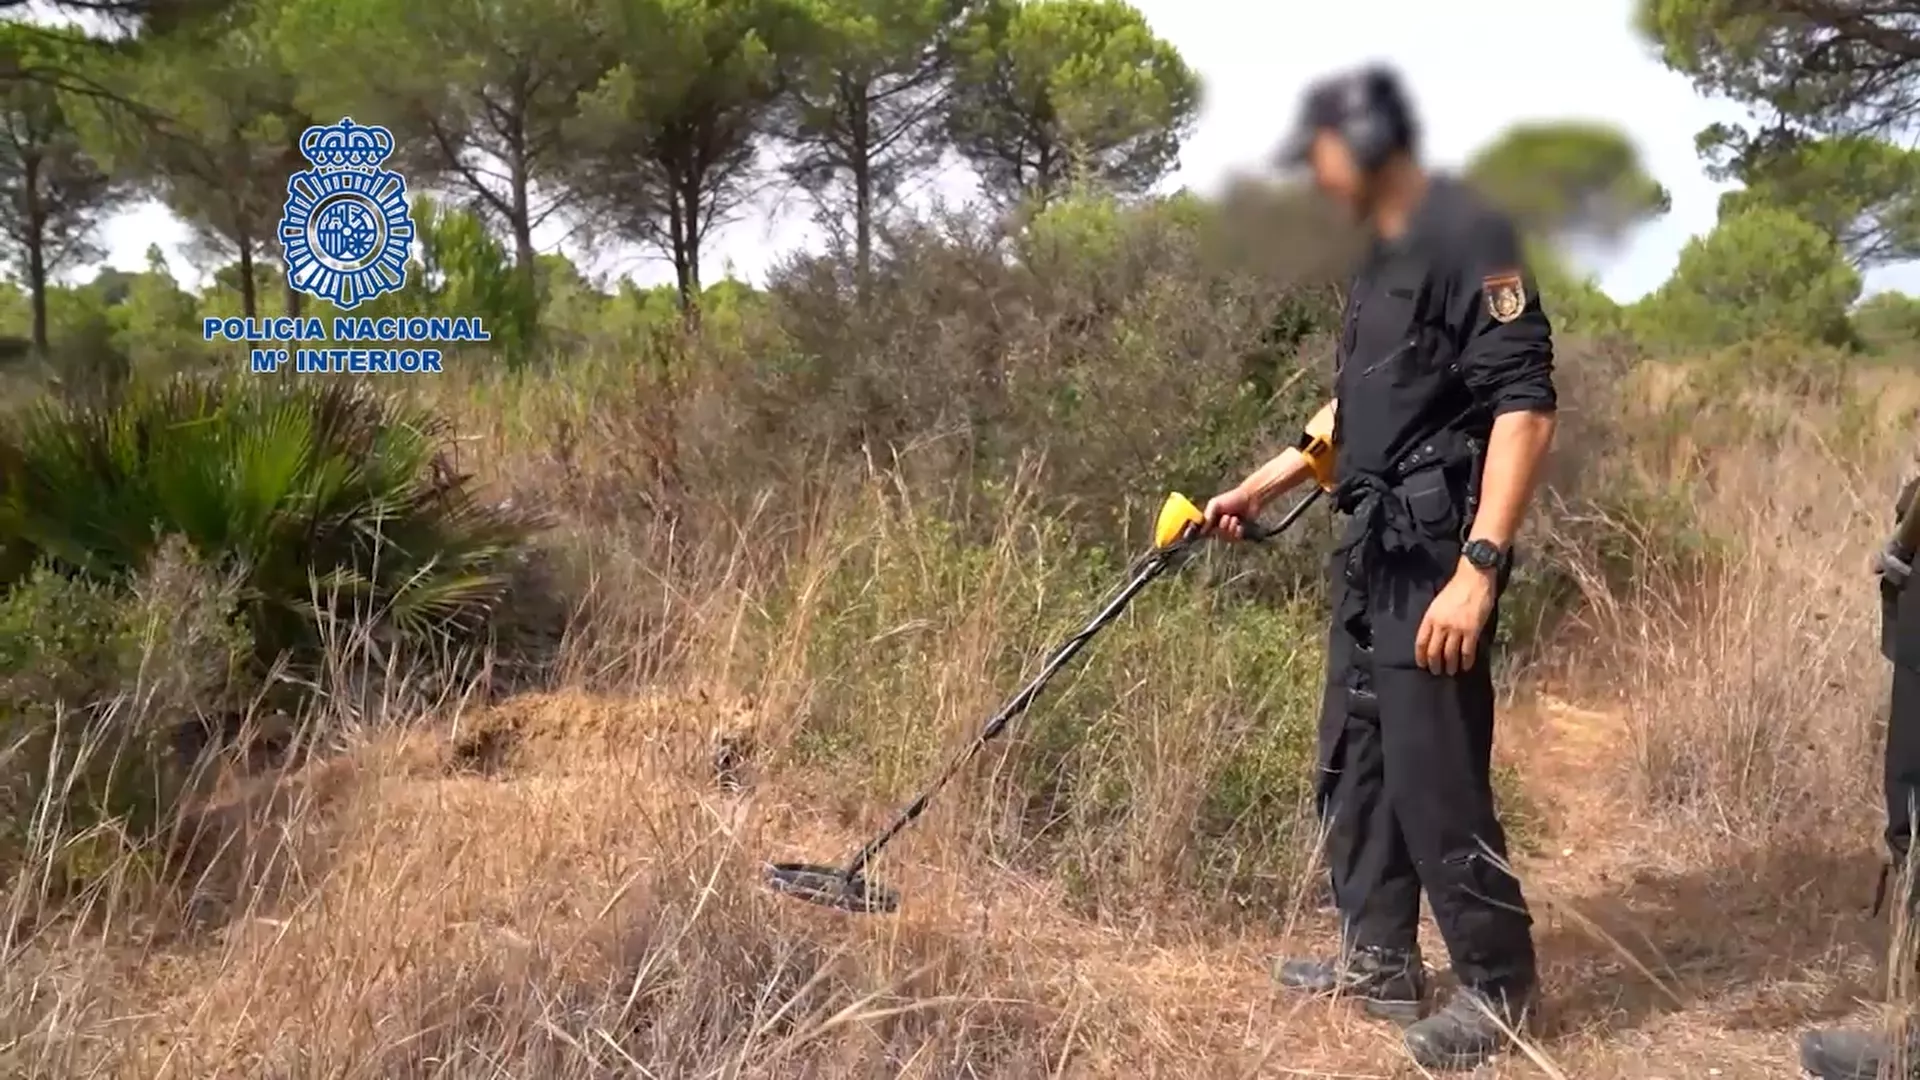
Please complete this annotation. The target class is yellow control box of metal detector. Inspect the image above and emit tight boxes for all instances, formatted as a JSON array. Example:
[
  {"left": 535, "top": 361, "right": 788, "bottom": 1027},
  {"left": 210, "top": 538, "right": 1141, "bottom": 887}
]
[
  {"left": 1154, "top": 410, "right": 1337, "bottom": 550},
  {"left": 1299, "top": 406, "right": 1336, "bottom": 491}
]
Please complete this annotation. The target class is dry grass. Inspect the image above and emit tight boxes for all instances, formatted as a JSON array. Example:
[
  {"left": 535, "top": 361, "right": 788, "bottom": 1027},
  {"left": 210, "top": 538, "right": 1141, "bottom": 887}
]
[{"left": 4, "top": 354, "right": 1920, "bottom": 1079}]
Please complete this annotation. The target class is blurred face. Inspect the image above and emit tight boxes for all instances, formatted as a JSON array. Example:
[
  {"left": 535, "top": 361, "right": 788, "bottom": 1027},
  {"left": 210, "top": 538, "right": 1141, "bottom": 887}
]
[{"left": 1307, "top": 130, "right": 1368, "bottom": 218}]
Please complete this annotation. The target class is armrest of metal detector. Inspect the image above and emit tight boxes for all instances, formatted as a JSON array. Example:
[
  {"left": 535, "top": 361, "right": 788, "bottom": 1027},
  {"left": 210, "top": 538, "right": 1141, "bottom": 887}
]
[{"left": 1153, "top": 487, "right": 1324, "bottom": 551}]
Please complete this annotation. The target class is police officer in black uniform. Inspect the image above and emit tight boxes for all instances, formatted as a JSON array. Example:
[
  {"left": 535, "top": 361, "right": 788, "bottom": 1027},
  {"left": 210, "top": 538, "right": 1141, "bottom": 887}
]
[
  {"left": 1801, "top": 468, "right": 1920, "bottom": 1079},
  {"left": 1203, "top": 65, "right": 1559, "bottom": 1071}
]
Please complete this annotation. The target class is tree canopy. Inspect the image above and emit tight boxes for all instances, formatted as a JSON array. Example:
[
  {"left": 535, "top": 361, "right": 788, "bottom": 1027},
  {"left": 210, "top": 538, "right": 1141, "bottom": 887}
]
[
  {"left": 566, "top": 0, "right": 803, "bottom": 311},
  {"left": 1631, "top": 204, "right": 1860, "bottom": 350},
  {"left": 1638, "top": 0, "right": 1920, "bottom": 141},
  {"left": 1701, "top": 124, "right": 1920, "bottom": 269},
  {"left": 0, "top": 25, "right": 132, "bottom": 351},
  {"left": 1465, "top": 121, "right": 1671, "bottom": 247},
  {"left": 270, "top": 0, "right": 605, "bottom": 293},
  {"left": 774, "top": 0, "right": 957, "bottom": 286},
  {"left": 9, "top": 0, "right": 1919, "bottom": 365},
  {"left": 945, "top": 0, "right": 1198, "bottom": 208}
]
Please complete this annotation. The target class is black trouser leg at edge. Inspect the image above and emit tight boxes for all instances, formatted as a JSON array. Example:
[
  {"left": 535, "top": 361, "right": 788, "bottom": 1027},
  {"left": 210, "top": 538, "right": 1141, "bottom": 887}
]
[
  {"left": 1886, "top": 661, "right": 1920, "bottom": 867},
  {"left": 1797, "top": 662, "right": 1920, "bottom": 1080},
  {"left": 1320, "top": 613, "right": 1537, "bottom": 995}
]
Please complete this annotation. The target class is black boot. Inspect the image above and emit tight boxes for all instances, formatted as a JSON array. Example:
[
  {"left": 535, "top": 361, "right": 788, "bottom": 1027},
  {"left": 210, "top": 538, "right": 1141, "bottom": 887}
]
[
  {"left": 1402, "top": 981, "right": 1537, "bottom": 1071},
  {"left": 1272, "top": 944, "right": 1426, "bottom": 1024},
  {"left": 1800, "top": 1026, "right": 1920, "bottom": 1079}
]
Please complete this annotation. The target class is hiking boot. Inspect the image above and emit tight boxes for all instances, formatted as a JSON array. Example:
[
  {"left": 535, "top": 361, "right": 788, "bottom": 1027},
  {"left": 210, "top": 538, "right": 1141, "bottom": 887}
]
[
  {"left": 1800, "top": 1026, "right": 1920, "bottom": 1079},
  {"left": 1272, "top": 945, "right": 1426, "bottom": 1024},
  {"left": 1402, "top": 982, "right": 1537, "bottom": 1071}
]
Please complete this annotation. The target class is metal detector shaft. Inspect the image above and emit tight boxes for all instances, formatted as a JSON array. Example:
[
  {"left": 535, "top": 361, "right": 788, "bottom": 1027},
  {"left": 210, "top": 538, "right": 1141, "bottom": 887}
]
[
  {"left": 834, "top": 484, "right": 1325, "bottom": 883},
  {"left": 837, "top": 548, "right": 1176, "bottom": 881}
]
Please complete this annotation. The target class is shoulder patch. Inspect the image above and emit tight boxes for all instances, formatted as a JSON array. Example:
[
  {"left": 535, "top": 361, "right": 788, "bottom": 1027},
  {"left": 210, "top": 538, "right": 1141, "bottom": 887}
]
[{"left": 1483, "top": 271, "right": 1526, "bottom": 324}]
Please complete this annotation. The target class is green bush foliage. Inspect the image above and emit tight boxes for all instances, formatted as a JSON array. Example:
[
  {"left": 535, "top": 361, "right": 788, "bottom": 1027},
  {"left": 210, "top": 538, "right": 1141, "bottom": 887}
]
[
  {"left": 1629, "top": 206, "right": 1861, "bottom": 350},
  {"left": 0, "top": 376, "right": 536, "bottom": 674},
  {"left": 0, "top": 537, "right": 251, "bottom": 889}
]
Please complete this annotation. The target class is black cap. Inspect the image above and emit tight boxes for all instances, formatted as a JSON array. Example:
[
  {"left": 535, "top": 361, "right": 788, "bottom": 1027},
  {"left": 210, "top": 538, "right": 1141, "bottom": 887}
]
[
  {"left": 1272, "top": 65, "right": 1414, "bottom": 169},
  {"left": 1273, "top": 78, "right": 1353, "bottom": 168}
]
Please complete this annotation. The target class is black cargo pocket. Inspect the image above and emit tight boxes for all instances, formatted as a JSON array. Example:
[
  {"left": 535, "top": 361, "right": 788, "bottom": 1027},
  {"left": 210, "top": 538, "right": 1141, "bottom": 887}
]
[
  {"left": 1347, "top": 647, "right": 1380, "bottom": 719},
  {"left": 1434, "top": 850, "right": 1534, "bottom": 942},
  {"left": 1402, "top": 473, "right": 1459, "bottom": 541}
]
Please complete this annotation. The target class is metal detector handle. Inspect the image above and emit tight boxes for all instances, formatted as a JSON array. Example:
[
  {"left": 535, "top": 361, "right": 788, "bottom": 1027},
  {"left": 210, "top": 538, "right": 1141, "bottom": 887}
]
[{"left": 1240, "top": 486, "right": 1324, "bottom": 543}]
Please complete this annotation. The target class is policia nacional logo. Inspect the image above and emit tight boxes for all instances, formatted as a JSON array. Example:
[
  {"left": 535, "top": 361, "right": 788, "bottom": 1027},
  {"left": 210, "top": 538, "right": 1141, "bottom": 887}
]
[
  {"left": 1483, "top": 270, "right": 1526, "bottom": 324},
  {"left": 280, "top": 118, "right": 413, "bottom": 311}
]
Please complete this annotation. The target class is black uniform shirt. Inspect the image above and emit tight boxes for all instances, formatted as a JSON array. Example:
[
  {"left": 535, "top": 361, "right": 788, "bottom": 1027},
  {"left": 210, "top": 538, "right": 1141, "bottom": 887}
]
[{"left": 1331, "top": 175, "right": 1557, "bottom": 488}]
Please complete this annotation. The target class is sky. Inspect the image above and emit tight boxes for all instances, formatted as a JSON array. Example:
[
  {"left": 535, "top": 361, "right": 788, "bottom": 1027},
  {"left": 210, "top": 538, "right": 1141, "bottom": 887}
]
[{"left": 87, "top": 0, "right": 1920, "bottom": 303}]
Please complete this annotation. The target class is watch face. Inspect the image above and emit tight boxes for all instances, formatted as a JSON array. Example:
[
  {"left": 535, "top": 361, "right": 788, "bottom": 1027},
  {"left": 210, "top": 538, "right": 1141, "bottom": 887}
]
[{"left": 1466, "top": 541, "right": 1499, "bottom": 569}]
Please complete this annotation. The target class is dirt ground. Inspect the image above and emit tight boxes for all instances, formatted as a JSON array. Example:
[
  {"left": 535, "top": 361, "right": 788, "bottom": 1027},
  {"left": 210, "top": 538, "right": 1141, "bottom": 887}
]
[{"left": 32, "top": 686, "right": 1897, "bottom": 1079}]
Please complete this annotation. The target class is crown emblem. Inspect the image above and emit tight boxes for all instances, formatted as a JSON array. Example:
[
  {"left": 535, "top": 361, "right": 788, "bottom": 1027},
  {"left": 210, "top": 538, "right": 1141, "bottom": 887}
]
[{"left": 298, "top": 117, "right": 396, "bottom": 173}]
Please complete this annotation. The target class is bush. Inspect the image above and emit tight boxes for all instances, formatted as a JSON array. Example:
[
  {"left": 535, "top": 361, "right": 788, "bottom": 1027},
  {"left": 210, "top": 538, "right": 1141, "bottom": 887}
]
[
  {"left": 0, "top": 537, "right": 252, "bottom": 890},
  {"left": 1629, "top": 205, "right": 1861, "bottom": 351},
  {"left": 1854, "top": 290, "right": 1920, "bottom": 354},
  {"left": 0, "top": 375, "right": 538, "bottom": 678}
]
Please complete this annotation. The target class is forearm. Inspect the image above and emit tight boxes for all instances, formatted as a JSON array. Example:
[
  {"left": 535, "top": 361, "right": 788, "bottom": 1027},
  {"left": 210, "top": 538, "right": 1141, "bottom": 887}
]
[
  {"left": 1467, "top": 409, "right": 1557, "bottom": 548},
  {"left": 1239, "top": 400, "right": 1335, "bottom": 508},
  {"left": 1239, "top": 449, "right": 1314, "bottom": 507}
]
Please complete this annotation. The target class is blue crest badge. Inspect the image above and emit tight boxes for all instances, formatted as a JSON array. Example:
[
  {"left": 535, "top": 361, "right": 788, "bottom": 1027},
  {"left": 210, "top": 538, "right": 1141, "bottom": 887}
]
[{"left": 280, "top": 118, "right": 413, "bottom": 310}]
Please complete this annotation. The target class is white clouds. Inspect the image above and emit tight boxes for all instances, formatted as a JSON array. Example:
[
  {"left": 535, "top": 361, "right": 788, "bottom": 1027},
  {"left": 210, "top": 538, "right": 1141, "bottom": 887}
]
[{"left": 90, "top": 0, "right": 1920, "bottom": 300}]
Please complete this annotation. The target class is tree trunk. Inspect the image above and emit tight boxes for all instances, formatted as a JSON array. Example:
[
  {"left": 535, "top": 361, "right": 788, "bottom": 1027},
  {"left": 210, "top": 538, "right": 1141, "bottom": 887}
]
[
  {"left": 27, "top": 242, "right": 46, "bottom": 355},
  {"left": 504, "top": 82, "right": 540, "bottom": 355},
  {"left": 238, "top": 233, "right": 257, "bottom": 321},
  {"left": 509, "top": 170, "right": 538, "bottom": 356},
  {"left": 669, "top": 179, "right": 700, "bottom": 323},
  {"left": 853, "top": 143, "right": 873, "bottom": 303},
  {"left": 510, "top": 163, "right": 537, "bottom": 293},
  {"left": 849, "top": 77, "right": 873, "bottom": 302},
  {"left": 284, "top": 133, "right": 307, "bottom": 319},
  {"left": 23, "top": 154, "right": 45, "bottom": 354},
  {"left": 681, "top": 187, "right": 702, "bottom": 301}
]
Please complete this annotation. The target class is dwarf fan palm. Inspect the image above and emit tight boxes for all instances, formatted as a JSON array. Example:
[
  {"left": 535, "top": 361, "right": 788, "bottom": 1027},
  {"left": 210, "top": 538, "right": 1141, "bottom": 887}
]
[{"left": 0, "top": 374, "right": 535, "bottom": 672}]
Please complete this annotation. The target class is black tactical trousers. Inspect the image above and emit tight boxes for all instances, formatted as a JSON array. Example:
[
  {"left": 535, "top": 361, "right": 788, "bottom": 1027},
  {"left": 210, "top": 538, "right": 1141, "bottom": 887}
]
[
  {"left": 1883, "top": 561, "right": 1920, "bottom": 863},
  {"left": 1316, "top": 567, "right": 1537, "bottom": 993},
  {"left": 1886, "top": 661, "right": 1920, "bottom": 861}
]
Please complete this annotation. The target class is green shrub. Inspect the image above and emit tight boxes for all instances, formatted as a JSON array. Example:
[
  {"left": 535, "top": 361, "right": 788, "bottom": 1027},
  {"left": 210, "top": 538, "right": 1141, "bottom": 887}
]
[
  {"left": 0, "top": 374, "right": 537, "bottom": 676},
  {"left": 1853, "top": 291, "right": 1920, "bottom": 355},
  {"left": 1628, "top": 206, "right": 1860, "bottom": 351},
  {"left": 0, "top": 537, "right": 252, "bottom": 891}
]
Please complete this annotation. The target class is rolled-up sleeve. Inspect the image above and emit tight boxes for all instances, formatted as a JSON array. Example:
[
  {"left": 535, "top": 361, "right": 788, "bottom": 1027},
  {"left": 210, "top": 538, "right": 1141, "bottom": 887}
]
[{"left": 1446, "top": 211, "right": 1556, "bottom": 416}]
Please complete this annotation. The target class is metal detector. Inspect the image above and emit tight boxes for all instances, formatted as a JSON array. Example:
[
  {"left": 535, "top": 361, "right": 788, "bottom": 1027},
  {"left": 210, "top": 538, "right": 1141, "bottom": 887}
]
[{"left": 762, "top": 486, "right": 1326, "bottom": 914}]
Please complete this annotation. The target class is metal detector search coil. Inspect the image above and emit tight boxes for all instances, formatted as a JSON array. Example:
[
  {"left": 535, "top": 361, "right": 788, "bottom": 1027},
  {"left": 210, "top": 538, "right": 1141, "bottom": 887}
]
[
  {"left": 763, "top": 862, "right": 900, "bottom": 914},
  {"left": 761, "top": 487, "right": 1323, "bottom": 914}
]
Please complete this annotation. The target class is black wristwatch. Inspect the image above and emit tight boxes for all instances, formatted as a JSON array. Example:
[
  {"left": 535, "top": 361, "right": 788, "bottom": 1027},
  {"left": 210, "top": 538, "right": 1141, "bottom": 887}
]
[{"left": 1462, "top": 538, "right": 1507, "bottom": 573}]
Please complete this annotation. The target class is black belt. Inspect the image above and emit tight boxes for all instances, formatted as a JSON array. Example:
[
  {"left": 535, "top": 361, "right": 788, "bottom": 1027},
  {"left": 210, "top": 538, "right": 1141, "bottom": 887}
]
[{"left": 1330, "top": 434, "right": 1485, "bottom": 638}]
